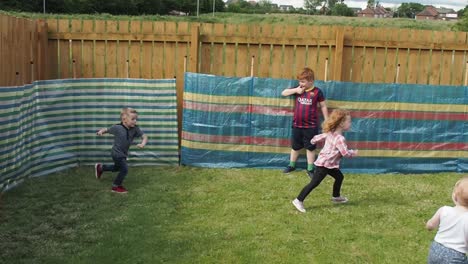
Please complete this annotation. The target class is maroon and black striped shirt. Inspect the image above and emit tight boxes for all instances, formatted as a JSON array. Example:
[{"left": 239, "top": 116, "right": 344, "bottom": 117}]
[{"left": 291, "top": 87, "right": 325, "bottom": 128}]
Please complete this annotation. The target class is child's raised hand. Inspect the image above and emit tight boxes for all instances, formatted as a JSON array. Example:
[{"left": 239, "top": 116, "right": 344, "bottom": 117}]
[
  {"left": 137, "top": 143, "right": 145, "bottom": 148},
  {"left": 296, "top": 86, "right": 305, "bottom": 94},
  {"left": 352, "top": 149, "right": 358, "bottom": 157},
  {"left": 96, "top": 128, "right": 106, "bottom": 136}
]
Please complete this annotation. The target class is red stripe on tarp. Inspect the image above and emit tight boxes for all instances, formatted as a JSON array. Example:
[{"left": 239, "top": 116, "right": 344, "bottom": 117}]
[
  {"left": 345, "top": 141, "right": 466, "bottom": 151},
  {"left": 351, "top": 110, "right": 467, "bottom": 121}
]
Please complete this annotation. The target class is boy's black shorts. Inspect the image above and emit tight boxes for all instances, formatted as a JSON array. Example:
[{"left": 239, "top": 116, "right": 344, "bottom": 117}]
[{"left": 291, "top": 127, "right": 319, "bottom": 151}]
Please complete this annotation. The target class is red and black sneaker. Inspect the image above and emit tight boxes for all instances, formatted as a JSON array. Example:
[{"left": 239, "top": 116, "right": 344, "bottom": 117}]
[
  {"left": 95, "top": 163, "right": 103, "bottom": 179},
  {"left": 111, "top": 186, "right": 128, "bottom": 194}
]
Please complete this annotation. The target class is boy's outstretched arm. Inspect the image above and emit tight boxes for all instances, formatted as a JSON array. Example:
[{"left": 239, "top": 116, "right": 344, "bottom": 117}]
[
  {"left": 96, "top": 128, "right": 107, "bottom": 136},
  {"left": 137, "top": 134, "right": 148, "bottom": 148}
]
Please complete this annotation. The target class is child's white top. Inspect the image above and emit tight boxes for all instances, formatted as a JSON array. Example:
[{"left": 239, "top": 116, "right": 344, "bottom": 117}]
[{"left": 434, "top": 206, "right": 468, "bottom": 253}]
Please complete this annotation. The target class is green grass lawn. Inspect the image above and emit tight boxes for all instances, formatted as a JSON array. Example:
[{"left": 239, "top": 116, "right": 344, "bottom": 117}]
[{"left": 0, "top": 166, "right": 461, "bottom": 263}]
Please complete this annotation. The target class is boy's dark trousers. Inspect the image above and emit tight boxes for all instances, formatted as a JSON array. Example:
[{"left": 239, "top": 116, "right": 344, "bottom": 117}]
[
  {"left": 297, "top": 166, "right": 344, "bottom": 201},
  {"left": 103, "top": 156, "right": 128, "bottom": 186}
]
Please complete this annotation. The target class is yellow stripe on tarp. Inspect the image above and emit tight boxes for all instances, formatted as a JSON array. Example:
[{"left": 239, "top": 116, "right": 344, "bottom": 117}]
[
  {"left": 184, "top": 92, "right": 466, "bottom": 113},
  {"left": 181, "top": 140, "right": 464, "bottom": 158}
]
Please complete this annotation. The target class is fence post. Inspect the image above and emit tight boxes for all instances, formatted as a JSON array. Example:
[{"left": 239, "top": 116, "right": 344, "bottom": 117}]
[
  {"left": 189, "top": 24, "right": 200, "bottom": 73},
  {"left": 333, "top": 27, "right": 344, "bottom": 81},
  {"left": 36, "top": 19, "right": 48, "bottom": 80}
]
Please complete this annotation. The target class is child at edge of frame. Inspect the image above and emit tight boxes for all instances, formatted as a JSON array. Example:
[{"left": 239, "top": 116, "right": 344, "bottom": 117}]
[
  {"left": 292, "top": 109, "right": 358, "bottom": 213},
  {"left": 95, "top": 107, "right": 148, "bottom": 194},
  {"left": 281, "top": 67, "right": 329, "bottom": 178},
  {"left": 426, "top": 177, "right": 468, "bottom": 264}
]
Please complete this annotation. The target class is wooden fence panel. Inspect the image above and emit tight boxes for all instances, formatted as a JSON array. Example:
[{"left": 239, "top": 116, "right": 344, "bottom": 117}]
[
  {"left": 117, "top": 21, "right": 129, "bottom": 78},
  {"left": 270, "top": 25, "right": 283, "bottom": 78},
  {"left": 81, "top": 20, "right": 94, "bottom": 78},
  {"left": 141, "top": 21, "right": 153, "bottom": 79},
  {"left": 128, "top": 21, "right": 140, "bottom": 78},
  {"left": 417, "top": 30, "right": 433, "bottom": 85},
  {"left": 235, "top": 24, "right": 248, "bottom": 77},
  {"left": 4, "top": 15, "right": 468, "bottom": 87},
  {"left": 342, "top": 35, "right": 354, "bottom": 82},
  {"left": 164, "top": 22, "right": 177, "bottom": 78},
  {"left": 199, "top": 23, "right": 211, "bottom": 74},
  {"left": 105, "top": 20, "right": 118, "bottom": 78},
  {"left": 282, "top": 25, "right": 297, "bottom": 80},
  {"left": 372, "top": 28, "right": 387, "bottom": 83},
  {"left": 94, "top": 20, "right": 106, "bottom": 78},
  {"left": 451, "top": 32, "right": 468, "bottom": 85},
  {"left": 212, "top": 24, "right": 226, "bottom": 76},
  {"left": 70, "top": 19, "right": 82, "bottom": 78},
  {"left": 440, "top": 31, "right": 457, "bottom": 85}
]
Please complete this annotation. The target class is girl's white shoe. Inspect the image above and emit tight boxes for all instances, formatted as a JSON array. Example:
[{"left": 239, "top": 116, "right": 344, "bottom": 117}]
[{"left": 292, "top": 198, "right": 306, "bottom": 213}]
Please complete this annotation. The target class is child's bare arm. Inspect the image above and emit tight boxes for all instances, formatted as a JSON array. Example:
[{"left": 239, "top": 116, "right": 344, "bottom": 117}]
[
  {"left": 426, "top": 208, "right": 442, "bottom": 231},
  {"left": 137, "top": 134, "right": 148, "bottom": 148},
  {"left": 96, "top": 128, "right": 108, "bottom": 136},
  {"left": 281, "top": 86, "right": 304, "bottom": 96},
  {"left": 319, "top": 101, "right": 329, "bottom": 120}
]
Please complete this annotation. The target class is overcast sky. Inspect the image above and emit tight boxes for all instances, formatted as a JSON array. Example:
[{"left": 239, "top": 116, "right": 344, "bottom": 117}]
[{"left": 264, "top": 0, "right": 467, "bottom": 11}]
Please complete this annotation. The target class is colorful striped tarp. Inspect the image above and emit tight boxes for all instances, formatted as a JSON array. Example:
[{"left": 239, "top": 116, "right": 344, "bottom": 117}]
[
  {"left": 0, "top": 78, "right": 178, "bottom": 192},
  {"left": 181, "top": 72, "right": 467, "bottom": 173}
]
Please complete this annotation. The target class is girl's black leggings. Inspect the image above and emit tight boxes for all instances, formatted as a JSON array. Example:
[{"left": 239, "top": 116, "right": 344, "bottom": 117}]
[{"left": 297, "top": 166, "right": 344, "bottom": 201}]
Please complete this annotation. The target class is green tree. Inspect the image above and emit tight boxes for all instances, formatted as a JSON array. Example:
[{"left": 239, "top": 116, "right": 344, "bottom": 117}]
[
  {"left": 367, "top": 0, "right": 375, "bottom": 8},
  {"left": 454, "top": 8, "right": 468, "bottom": 32},
  {"left": 457, "top": 5, "right": 468, "bottom": 18},
  {"left": 304, "top": 0, "right": 321, "bottom": 14},
  {"left": 394, "top": 2, "right": 424, "bottom": 18},
  {"left": 330, "top": 3, "right": 355, "bottom": 16}
]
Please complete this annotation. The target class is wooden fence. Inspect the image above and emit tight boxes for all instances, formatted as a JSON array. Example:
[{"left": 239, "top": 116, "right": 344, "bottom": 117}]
[
  {"left": 0, "top": 14, "right": 48, "bottom": 86},
  {"left": 44, "top": 18, "right": 468, "bottom": 86},
  {"left": 2, "top": 16, "right": 468, "bottom": 87}
]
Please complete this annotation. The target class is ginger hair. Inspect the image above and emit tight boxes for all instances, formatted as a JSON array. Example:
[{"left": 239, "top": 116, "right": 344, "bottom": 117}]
[
  {"left": 453, "top": 177, "right": 468, "bottom": 207},
  {"left": 296, "top": 67, "right": 315, "bottom": 82},
  {"left": 322, "top": 109, "right": 350, "bottom": 133}
]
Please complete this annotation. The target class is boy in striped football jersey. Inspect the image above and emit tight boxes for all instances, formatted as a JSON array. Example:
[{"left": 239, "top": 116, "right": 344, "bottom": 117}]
[{"left": 281, "top": 67, "right": 328, "bottom": 178}]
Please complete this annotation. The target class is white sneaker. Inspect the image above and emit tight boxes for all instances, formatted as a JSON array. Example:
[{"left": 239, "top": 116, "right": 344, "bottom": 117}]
[
  {"left": 331, "top": 196, "right": 348, "bottom": 204},
  {"left": 292, "top": 198, "right": 306, "bottom": 213}
]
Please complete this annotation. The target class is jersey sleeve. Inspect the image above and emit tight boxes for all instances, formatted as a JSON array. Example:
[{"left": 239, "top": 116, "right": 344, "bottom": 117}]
[{"left": 317, "top": 88, "right": 325, "bottom": 102}]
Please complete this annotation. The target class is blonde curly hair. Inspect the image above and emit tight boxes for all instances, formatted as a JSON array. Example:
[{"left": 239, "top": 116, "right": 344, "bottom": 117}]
[
  {"left": 322, "top": 109, "right": 350, "bottom": 133},
  {"left": 453, "top": 177, "right": 468, "bottom": 207}
]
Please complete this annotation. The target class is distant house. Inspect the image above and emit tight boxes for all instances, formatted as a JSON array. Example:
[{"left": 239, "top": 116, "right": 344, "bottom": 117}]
[
  {"left": 225, "top": 0, "right": 240, "bottom": 6},
  {"left": 169, "top": 10, "right": 188, "bottom": 16},
  {"left": 279, "top": 5, "right": 294, "bottom": 12},
  {"left": 350, "top": 7, "right": 362, "bottom": 15},
  {"left": 357, "top": 5, "right": 393, "bottom": 18},
  {"left": 415, "top": 6, "right": 458, "bottom": 20}
]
